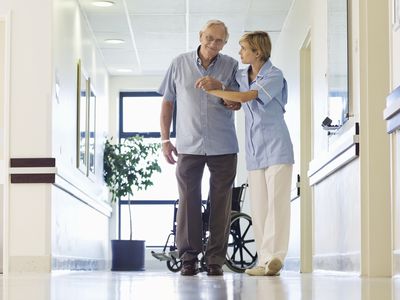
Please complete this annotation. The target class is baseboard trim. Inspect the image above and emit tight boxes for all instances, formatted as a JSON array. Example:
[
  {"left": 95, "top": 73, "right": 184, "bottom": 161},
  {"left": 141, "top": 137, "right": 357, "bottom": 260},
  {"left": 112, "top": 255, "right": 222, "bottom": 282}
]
[
  {"left": 52, "top": 256, "right": 107, "bottom": 271},
  {"left": 394, "top": 251, "right": 400, "bottom": 275},
  {"left": 283, "top": 257, "right": 300, "bottom": 272},
  {"left": 9, "top": 255, "right": 51, "bottom": 272},
  {"left": 313, "top": 252, "right": 360, "bottom": 273}
]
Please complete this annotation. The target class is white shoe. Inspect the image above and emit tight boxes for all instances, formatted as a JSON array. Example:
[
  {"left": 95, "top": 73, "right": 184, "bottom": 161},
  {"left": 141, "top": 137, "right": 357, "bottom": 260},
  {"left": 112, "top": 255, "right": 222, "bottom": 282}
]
[
  {"left": 245, "top": 266, "right": 265, "bottom": 276},
  {"left": 265, "top": 257, "right": 282, "bottom": 276}
]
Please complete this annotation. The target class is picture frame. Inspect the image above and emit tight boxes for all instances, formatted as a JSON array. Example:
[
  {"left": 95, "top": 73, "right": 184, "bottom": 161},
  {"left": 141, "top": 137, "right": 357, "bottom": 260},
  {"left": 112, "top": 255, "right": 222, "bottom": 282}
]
[
  {"left": 76, "top": 59, "right": 89, "bottom": 175},
  {"left": 88, "top": 79, "right": 96, "bottom": 177}
]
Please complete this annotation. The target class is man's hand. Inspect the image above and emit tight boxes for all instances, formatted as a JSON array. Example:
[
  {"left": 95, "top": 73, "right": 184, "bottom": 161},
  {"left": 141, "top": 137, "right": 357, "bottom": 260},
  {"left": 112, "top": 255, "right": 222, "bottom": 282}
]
[
  {"left": 221, "top": 99, "right": 241, "bottom": 111},
  {"left": 162, "top": 141, "right": 178, "bottom": 164}
]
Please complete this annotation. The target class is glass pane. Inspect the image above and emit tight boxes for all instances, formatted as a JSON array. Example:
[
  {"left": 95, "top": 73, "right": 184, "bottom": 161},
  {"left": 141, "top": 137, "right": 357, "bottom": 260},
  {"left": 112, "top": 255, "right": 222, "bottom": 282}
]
[
  {"left": 120, "top": 204, "right": 175, "bottom": 246},
  {"left": 327, "top": 0, "right": 348, "bottom": 126},
  {"left": 88, "top": 90, "right": 96, "bottom": 174},
  {"left": 124, "top": 137, "right": 210, "bottom": 201},
  {"left": 119, "top": 93, "right": 211, "bottom": 245},
  {"left": 79, "top": 95, "right": 87, "bottom": 165},
  {"left": 120, "top": 137, "right": 211, "bottom": 245},
  {"left": 77, "top": 62, "right": 88, "bottom": 174},
  {"left": 328, "top": 95, "right": 345, "bottom": 126},
  {"left": 122, "top": 96, "right": 162, "bottom": 132}
]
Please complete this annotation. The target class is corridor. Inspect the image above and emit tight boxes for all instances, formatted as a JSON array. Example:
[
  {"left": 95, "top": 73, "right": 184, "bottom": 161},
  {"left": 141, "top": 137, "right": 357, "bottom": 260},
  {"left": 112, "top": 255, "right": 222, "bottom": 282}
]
[{"left": 1, "top": 269, "right": 399, "bottom": 300}]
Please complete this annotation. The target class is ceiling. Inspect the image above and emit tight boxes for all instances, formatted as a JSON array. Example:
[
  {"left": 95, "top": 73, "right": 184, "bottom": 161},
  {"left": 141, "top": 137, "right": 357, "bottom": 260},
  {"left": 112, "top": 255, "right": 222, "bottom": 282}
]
[{"left": 78, "top": 0, "right": 294, "bottom": 76}]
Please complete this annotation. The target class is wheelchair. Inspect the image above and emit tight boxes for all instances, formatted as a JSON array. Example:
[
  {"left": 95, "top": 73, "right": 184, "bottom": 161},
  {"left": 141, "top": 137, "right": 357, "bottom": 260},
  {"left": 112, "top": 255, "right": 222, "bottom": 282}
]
[{"left": 151, "top": 183, "right": 257, "bottom": 273}]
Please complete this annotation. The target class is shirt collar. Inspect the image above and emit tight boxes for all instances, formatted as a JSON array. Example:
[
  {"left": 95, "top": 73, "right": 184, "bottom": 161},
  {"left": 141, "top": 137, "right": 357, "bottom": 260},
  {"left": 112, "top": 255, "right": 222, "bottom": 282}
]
[
  {"left": 241, "top": 59, "right": 273, "bottom": 80},
  {"left": 195, "top": 45, "right": 220, "bottom": 67},
  {"left": 256, "top": 60, "right": 273, "bottom": 79}
]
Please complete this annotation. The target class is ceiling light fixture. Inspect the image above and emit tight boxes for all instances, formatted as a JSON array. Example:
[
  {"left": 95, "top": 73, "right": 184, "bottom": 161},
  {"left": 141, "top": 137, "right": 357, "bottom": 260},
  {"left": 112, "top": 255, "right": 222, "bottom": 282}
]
[
  {"left": 92, "top": 1, "right": 115, "bottom": 7},
  {"left": 104, "top": 39, "right": 125, "bottom": 44}
]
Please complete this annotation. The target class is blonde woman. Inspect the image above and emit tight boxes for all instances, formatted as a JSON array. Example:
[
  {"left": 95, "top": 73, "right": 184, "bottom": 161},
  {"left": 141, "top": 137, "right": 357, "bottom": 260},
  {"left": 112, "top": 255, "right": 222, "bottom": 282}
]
[{"left": 206, "top": 31, "right": 294, "bottom": 276}]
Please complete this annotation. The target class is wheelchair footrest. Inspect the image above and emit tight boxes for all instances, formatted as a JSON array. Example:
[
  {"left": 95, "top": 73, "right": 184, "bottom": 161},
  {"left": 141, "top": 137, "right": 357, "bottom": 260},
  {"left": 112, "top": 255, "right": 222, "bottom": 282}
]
[{"left": 151, "top": 251, "right": 172, "bottom": 261}]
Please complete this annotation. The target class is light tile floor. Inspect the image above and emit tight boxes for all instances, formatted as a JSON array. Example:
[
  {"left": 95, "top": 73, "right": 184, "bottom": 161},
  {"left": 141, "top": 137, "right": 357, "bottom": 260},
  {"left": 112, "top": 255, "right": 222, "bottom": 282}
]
[{"left": 1, "top": 269, "right": 399, "bottom": 300}]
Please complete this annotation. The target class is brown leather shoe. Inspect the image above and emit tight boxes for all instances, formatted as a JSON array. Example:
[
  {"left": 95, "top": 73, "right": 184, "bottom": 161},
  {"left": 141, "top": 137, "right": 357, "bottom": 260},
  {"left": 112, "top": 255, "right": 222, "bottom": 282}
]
[
  {"left": 207, "top": 264, "right": 223, "bottom": 276},
  {"left": 180, "top": 259, "right": 199, "bottom": 276}
]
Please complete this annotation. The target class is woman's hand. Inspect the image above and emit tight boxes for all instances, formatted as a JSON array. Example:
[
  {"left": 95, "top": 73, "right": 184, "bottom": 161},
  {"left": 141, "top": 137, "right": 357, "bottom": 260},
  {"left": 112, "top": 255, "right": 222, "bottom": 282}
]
[{"left": 195, "top": 76, "right": 223, "bottom": 91}]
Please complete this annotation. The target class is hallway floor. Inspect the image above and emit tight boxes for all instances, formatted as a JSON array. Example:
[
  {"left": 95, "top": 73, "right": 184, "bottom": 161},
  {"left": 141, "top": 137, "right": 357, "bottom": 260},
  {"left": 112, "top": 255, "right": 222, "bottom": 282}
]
[{"left": 0, "top": 269, "right": 399, "bottom": 300}]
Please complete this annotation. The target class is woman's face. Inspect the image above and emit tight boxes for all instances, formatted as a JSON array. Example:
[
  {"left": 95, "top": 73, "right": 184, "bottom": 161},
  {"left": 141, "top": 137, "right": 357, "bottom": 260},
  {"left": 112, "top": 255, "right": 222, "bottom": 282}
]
[{"left": 239, "top": 41, "right": 257, "bottom": 65}]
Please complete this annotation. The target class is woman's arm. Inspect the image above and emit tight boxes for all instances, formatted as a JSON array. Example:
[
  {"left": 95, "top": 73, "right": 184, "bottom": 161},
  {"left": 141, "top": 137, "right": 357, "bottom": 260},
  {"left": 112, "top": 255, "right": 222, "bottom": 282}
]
[{"left": 207, "top": 89, "right": 258, "bottom": 103}]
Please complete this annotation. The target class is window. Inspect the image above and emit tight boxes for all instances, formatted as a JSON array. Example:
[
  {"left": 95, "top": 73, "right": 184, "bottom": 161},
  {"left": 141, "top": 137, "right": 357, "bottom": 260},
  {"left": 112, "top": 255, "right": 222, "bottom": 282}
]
[
  {"left": 119, "top": 91, "right": 175, "bottom": 139},
  {"left": 118, "top": 92, "right": 211, "bottom": 246},
  {"left": 327, "top": 0, "right": 349, "bottom": 128}
]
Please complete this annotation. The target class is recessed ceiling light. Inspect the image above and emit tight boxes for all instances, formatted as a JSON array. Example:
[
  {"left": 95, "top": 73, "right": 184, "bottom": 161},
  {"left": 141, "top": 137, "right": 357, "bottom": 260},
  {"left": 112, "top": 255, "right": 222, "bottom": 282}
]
[
  {"left": 104, "top": 39, "right": 125, "bottom": 44},
  {"left": 92, "top": 1, "right": 115, "bottom": 7}
]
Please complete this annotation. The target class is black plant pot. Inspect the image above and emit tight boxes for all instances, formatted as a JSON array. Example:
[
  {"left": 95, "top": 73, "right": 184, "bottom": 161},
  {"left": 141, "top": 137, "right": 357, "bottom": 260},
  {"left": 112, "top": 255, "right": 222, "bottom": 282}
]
[{"left": 111, "top": 240, "right": 145, "bottom": 271}]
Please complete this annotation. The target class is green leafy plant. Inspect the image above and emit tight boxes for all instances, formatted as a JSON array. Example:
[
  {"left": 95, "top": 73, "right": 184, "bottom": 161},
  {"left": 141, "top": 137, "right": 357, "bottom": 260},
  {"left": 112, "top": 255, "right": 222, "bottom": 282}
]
[{"left": 103, "top": 135, "right": 161, "bottom": 239}]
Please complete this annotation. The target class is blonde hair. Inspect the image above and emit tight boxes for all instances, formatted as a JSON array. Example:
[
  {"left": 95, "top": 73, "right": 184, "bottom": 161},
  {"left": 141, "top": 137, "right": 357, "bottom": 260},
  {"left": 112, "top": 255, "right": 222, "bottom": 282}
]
[
  {"left": 200, "top": 20, "right": 229, "bottom": 42},
  {"left": 239, "top": 31, "right": 272, "bottom": 62}
]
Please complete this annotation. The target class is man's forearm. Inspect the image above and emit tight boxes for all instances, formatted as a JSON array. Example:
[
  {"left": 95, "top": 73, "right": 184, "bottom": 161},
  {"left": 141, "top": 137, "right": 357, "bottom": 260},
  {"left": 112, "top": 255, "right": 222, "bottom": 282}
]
[{"left": 160, "top": 100, "right": 174, "bottom": 140}]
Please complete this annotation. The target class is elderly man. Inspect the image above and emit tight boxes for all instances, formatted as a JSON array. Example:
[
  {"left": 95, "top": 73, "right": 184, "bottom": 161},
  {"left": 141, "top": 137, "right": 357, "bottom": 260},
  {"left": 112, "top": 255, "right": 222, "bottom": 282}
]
[{"left": 158, "top": 20, "right": 239, "bottom": 276}]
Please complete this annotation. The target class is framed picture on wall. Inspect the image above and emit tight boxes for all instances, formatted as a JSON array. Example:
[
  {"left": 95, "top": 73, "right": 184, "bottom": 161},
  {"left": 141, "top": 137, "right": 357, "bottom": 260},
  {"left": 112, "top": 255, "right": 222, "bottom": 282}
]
[
  {"left": 76, "top": 59, "right": 89, "bottom": 175},
  {"left": 88, "top": 79, "right": 96, "bottom": 177}
]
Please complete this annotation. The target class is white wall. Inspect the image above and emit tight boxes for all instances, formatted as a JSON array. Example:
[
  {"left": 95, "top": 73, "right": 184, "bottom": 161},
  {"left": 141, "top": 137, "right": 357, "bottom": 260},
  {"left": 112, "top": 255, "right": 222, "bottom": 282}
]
[
  {"left": 390, "top": 0, "right": 400, "bottom": 275},
  {"left": 391, "top": 8, "right": 400, "bottom": 89},
  {"left": 311, "top": 0, "right": 361, "bottom": 272},
  {"left": 393, "top": 132, "right": 400, "bottom": 274},
  {"left": 272, "top": 0, "right": 312, "bottom": 270},
  {"left": 52, "top": 0, "right": 109, "bottom": 201},
  {"left": 0, "top": 0, "right": 111, "bottom": 271},
  {"left": 51, "top": 0, "right": 111, "bottom": 269},
  {"left": 274, "top": 0, "right": 311, "bottom": 178},
  {"left": 0, "top": 0, "right": 54, "bottom": 272},
  {"left": 274, "top": 0, "right": 363, "bottom": 273},
  {"left": 0, "top": 19, "right": 4, "bottom": 273},
  {"left": 51, "top": 188, "right": 109, "bottom": 270}
]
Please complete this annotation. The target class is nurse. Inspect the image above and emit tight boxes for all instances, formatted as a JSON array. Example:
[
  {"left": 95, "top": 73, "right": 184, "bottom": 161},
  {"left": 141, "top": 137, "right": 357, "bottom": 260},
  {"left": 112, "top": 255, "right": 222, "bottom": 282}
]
[{"left": 206, "top": 31, "right": 294, "bottom": 276}]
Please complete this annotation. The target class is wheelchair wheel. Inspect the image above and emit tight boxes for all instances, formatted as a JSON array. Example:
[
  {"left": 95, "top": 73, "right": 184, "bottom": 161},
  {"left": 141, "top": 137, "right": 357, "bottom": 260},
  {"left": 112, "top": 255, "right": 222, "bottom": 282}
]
[
  {"left": 166, "top": 257, "right": 182, "bottom": 272},
  {"left": 225, "top": 212, "right": 257, "bottom": 273}
]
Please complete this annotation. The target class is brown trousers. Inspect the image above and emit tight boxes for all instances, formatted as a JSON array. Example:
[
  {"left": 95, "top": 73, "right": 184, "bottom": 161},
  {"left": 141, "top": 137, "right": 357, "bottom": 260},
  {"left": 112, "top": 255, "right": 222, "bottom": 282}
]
[{"left": 175, "top": 153, "right": 237, "bottom": 266}]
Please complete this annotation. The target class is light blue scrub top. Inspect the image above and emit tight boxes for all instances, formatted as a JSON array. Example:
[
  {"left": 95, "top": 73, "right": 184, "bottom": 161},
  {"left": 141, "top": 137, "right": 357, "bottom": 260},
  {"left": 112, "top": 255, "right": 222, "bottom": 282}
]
[
  {"left": 158, "top": 48, "right": 239, "bottom": 156},
  {"left": 236, "top": 60, "right": 294, "bottom": 171}
]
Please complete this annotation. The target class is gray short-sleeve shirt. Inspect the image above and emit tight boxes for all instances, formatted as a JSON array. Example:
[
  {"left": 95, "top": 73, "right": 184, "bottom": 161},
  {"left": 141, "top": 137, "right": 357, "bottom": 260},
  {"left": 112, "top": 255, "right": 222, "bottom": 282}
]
[{"left": 158, "top": 49, "right": 239, "bottom": 156}]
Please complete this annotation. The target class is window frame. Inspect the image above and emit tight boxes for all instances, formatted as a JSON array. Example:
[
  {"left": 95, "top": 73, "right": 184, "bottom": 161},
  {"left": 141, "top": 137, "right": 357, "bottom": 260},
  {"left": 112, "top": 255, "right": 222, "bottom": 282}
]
[
  {"left": 117, "top": 91, "right": 177, "bottom": 243},
  {"left": 119, "top": 91, "right": 176, "bottom": 139}
]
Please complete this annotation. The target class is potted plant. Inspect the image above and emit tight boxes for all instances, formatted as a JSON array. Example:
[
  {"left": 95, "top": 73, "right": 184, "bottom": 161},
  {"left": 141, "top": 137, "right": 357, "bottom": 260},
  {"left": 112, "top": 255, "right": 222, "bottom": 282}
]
[{"left": 103, "top": 135, "right": 161, "bottom": 271}]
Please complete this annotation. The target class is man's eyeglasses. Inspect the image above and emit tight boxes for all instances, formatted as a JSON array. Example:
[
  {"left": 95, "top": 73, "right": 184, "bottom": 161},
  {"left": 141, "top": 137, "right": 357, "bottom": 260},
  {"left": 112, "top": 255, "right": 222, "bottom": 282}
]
[{"left": 204, "top": 35, "right": 225, "bottom": 45}]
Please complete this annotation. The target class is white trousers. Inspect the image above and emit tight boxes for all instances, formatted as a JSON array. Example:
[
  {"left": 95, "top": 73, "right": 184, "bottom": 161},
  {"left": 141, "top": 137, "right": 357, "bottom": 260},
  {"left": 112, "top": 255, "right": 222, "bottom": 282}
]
[{"left": 248, "top": 164, "right": 293, "bottom": 266}]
